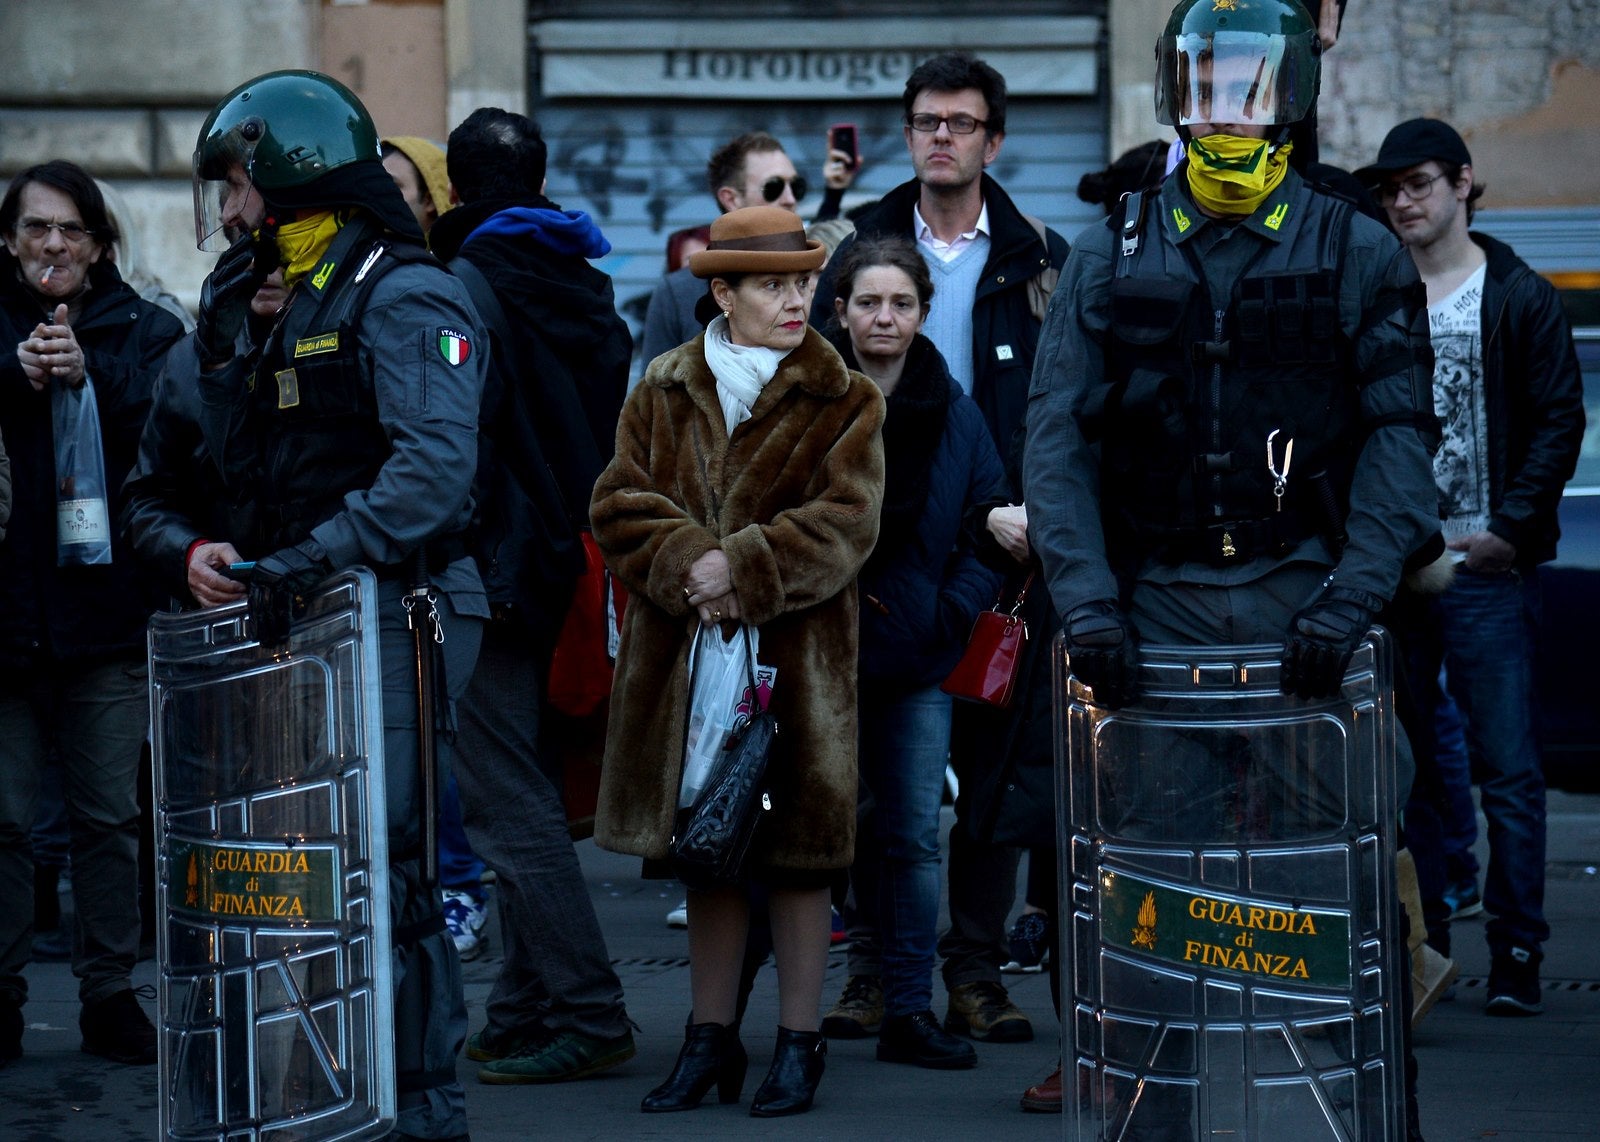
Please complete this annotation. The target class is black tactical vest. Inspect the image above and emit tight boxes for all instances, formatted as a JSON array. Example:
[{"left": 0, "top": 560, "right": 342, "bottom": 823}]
[
  {"left": 252, "top": 223, "right": 436, "bottom": 548},
  {"left": 1087, "top": 185, "right": 1356, "bottom": 564}
]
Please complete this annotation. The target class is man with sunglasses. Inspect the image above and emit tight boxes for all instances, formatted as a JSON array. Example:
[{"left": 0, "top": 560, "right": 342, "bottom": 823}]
[
  {"left": 640, "top": 130, "right": 856, "bottom": 363},
  {"left": 1357, "top": 118, "right": 1585, "bottom": 1017},
  {"left": 812, "top": 50, "right": 1070, "bottom": 1062}
]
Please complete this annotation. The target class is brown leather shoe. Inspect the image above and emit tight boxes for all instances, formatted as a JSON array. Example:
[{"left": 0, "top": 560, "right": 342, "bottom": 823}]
[{"left": 1021, "top": 1064, "right": 1063, "bottom": 1112}]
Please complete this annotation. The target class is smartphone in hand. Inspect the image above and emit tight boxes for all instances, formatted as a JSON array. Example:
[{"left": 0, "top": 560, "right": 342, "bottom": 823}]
[{"left": 829, "top": 123, "right": 859, "bottom": 171}]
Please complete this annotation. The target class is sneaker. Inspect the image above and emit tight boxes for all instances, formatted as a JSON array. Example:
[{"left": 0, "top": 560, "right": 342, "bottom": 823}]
[
  {"left": 477, "top": 1028, "right": 637, "bottom": 1084},
  {"left": 876, "top": 1010, "right": 977, "bottom": 1069},
  {"left": 80, "top": 987, "right": 157, "bottom": 1065},
  {"left": 1021, "top": 1064, "right": 1064, "bottom": 1113},
  {"left": 1002, "top": 912, "right": 1050, "bottom": 974},
  {"left": 821, "top": 975, "right": 883, "bottom": 1038},
  {"left": 945, "top": 980, "right": 1033, "bottom": 1043},
  {"left": 442, "top": 889, "right": 489, "bottom": 961},
  {"left": 1, "top": 999, "right": 21, "bottom": 1069},
  {"left": 1443, "top": 879, "right": 1484, "bottom": 920},
  {"left": 466, "top": 1026, "right": 537, "bottom": 1063},
  {"left": 1486, "top": 946, "right": 1543, "bottom": 1016},
  {"left": 665, "top": 899, "right": 688, "bottom": 929}
]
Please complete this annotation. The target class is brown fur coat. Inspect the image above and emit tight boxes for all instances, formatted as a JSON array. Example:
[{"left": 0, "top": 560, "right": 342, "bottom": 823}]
[{"left": 590, "top": 327, "right": 885, "bottom": 869}]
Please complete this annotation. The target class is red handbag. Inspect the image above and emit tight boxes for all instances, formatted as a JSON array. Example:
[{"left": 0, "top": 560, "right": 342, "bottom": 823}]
[
  {"left": 940, "top": 573, "right": 1034, "bottom": 709},
  {"left": 547, "top": 531, "right": 628, "bottom": 717}
]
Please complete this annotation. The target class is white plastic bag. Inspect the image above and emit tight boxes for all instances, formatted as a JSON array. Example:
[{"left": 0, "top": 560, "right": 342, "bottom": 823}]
[
  {"left": 680, "top": 623, "right": 778, "bottom": 809},
  {"left": 52, "top": 377, "right": 112, "bottom": 565}
]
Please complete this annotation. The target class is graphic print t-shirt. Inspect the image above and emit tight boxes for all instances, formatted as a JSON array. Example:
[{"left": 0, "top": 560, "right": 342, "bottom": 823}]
[{"left": 1428, "top": 263, "right": 1490, "bottom": 541}]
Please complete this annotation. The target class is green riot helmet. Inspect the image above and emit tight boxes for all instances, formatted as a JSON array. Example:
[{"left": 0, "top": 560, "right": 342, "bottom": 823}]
[
  {"left": 192, "top": 70, "right": 380, "bottom": 251},
  {"left": 1154, "top": 0, "right": 1321, "bottom": 134}
]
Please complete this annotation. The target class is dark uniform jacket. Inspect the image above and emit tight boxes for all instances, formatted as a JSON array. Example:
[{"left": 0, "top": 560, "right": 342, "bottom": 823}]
[
  {"left": 812, "top": 173, "right": 1069, "bottom": 490},
  {"left": 1026, "top": 166, "right": 1440, "bottom": 618},
  {"left": 1470, "top": 232, "right": 1586, "bottom": 567},
  {"left": 0, "top": 260, "right": 182, "bottom": 667},
  {"left": 195, "top": 217, "right": 488, "bottom": 613}
]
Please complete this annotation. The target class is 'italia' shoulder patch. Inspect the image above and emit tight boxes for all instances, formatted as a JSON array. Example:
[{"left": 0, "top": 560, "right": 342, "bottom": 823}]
[{"left": 437, "top": 328, "right": 472, "bottom": 366}]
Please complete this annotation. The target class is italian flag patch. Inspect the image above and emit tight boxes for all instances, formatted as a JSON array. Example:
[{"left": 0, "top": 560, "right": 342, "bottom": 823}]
[{"left": 437, "top": 328, "right": 472, "bottom": 366}]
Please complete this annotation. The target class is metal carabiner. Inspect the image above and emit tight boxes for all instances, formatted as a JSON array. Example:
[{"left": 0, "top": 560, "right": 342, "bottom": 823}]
[{"left": 1267, "top": 429, "right": 1294, "bottom": 512}]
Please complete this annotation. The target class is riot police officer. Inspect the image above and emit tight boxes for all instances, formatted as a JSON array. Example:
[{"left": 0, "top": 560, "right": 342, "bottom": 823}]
[
  {"left": 1023, "top": 2, "right": 1438, "bottom": 1133},
  {"left": 1026, "top": 0, "right": 1438, "bottom": 707},
  {"left": 187, "top": 71, "right": 487, "bottom": 1142}
]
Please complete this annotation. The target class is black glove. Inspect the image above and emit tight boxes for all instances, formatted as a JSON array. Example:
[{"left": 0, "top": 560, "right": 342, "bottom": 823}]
[
  {"left": 195, "top": 233, "right": 268, "bottom": 367},
  {"left": 1065, "top": 600, "right": 1141, "bottom": 709},
  {"left": 1280, "top": 585, "right": 1384, "bottom": 699},
  {"left": 247, "top": 542, "right": 335, "bottom": 646}
]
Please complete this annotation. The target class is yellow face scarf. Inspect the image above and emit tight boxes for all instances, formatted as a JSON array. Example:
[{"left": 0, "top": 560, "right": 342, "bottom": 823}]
[
  {"left": 1185, "top": 135, "right": 1294, "bottom": 217},
  {"left": 268, "top": 210, "right": 344, "bottom": 289}
]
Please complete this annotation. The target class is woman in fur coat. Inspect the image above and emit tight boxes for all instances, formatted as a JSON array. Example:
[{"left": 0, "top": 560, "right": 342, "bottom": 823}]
[{"left": 590, "top": 205, "right": 885, "bottom": 1118}]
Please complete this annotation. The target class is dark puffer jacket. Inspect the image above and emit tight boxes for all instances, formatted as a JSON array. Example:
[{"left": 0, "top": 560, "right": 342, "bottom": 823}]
[
  {"left": 835, "top": 333, "right": 1008, "bottom": 695},
  {"left": 430, "top": 196, "right": 631, "bottom": 652},
  {"left": 0, "top": 259, "right": 182, "bottom": 667}
]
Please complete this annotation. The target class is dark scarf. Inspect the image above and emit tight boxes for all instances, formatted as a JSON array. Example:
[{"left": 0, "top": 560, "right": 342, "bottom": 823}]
[{"left": 830, "top": 331, "right": 952, "bottom": 568}]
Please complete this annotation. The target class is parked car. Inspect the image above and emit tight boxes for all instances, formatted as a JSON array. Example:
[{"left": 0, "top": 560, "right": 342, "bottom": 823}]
[{"left": 1535, "top": 325, "right": 1600, "bottom": 792}]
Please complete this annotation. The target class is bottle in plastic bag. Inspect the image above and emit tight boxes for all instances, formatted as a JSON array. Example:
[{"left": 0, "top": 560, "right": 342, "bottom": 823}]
[{"left": 53, "top": 378, "right": 113, "bottom": 565}]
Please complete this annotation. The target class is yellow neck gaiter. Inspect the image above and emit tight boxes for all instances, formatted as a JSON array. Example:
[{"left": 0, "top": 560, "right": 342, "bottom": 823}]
[
  {"left": 1185, "top": 135, "right": 1294, "bottom": 217},
  {"left": 270, "top": 210, "right": 344, "bottom": 289}
]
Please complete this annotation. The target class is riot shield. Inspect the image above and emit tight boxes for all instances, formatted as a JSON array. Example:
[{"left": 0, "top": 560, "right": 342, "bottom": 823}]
[
  {"left": 151, "top": 570, "right": 394, "bottom": 1142},
  {"left": 1057, "top": 635, "right": 1405, "bottom": 1142}
]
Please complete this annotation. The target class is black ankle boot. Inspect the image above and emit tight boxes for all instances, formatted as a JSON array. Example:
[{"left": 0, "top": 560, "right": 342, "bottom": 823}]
[
  {"left": 749, "top": 1026, "right": 826, "bottom": 1117},
  {"left": 641, "top": 1021, "right": 747, "bottom": 1112}
]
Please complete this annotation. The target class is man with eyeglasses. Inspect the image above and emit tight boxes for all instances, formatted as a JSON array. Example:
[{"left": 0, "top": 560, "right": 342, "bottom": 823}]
[
  {"left": 640, "top": 130, "right": 856, "bottom": 364},
  {"left": 1357, "top": 117, "right": 1585, "bottom": 1018},
  {"left": 812, "top": 49, "right": 1070, "bottom": 1066},
  {"left": 0, "top": 160, "right": 184, "bottom": 1069}
]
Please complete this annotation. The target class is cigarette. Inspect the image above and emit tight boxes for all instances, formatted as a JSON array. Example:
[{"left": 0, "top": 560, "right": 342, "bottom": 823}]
[{"left": 39, "top": 266, "right": 54, "bottom": 286}]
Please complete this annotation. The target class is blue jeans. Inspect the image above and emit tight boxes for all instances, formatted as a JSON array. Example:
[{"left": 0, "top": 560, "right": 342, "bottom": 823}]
[
  {"left": 439, "top": 773, "right": 486, "bottom": 899},
  {"left": 1412, "top": 569, "right": 1548, "bottom": 959},
  {"left": 852, "top": 685, "right": 953, "bottom": 1017},
  {"left": 1433, "top": 673, "right": 1480, "bottom": 886}
]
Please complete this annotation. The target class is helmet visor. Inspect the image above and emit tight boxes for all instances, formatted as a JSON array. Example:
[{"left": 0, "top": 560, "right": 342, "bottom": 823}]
[
  {"left": 1157, "top": 30, "right": 1319, "bottom": 128},
  {"left": 191, "top": 126, "right": 261, "bottom": 251}
]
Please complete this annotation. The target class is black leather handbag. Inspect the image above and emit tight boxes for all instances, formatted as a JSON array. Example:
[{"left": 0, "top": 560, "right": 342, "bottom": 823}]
[{"left": 671, "top": 629, "right": 777, "bottom": 891}]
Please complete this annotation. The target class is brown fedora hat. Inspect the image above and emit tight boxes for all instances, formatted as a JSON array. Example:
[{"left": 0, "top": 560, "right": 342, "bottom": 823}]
[{"left": 689, "top": 205, "right": 826, "bottom": 279}]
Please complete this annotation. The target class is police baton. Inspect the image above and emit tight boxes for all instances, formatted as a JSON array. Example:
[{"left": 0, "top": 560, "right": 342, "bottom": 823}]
[{"left": 403, "top": 551, "right": 443, "bottom": 888}]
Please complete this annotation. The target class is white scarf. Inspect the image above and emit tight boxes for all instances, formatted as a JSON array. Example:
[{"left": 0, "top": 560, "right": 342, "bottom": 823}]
[{"left": 703, "top": 314, "right": 786, "bottom": 436}]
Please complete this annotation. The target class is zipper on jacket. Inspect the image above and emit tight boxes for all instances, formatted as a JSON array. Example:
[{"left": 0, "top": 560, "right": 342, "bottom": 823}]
[{"left": 1210, "top": 307, "right": 1225, "bottom": 518}]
